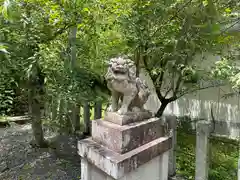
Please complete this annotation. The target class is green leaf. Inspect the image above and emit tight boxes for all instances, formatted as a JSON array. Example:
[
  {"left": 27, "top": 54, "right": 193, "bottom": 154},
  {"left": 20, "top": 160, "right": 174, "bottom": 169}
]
[{"left": 225, "top": 8, "right": 231, "bottom": 13}]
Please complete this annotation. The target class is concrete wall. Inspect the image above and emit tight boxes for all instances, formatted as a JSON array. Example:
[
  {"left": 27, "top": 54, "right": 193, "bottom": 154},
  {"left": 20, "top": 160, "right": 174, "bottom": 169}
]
[
  {"left": 139, "top": 51, "right": 240, "bottom": 139},
  {"left": 165, "top": 86, "right": 240, "bottom": 121},
  {"left": 140, "top": 68, "right": 239, "bottom": 120}
]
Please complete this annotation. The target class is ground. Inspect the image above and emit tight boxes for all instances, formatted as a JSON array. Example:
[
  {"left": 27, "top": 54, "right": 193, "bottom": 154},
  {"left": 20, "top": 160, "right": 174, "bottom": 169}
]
[{"left": 0, "top": 123, "right": 82, "bottom": 180}]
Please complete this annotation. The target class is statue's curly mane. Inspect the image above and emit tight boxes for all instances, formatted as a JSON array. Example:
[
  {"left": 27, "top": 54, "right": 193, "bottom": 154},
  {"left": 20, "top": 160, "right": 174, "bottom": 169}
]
[{"left": 105, "top": 57, "right": 136, "bottom": 82}]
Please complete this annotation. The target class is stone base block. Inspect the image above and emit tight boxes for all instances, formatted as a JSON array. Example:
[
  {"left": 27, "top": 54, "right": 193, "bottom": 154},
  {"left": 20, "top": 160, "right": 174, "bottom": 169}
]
[
  {"left": 92, "top": 118, "right": 165, "bottom": 154},
  {"left": 81, "top": 151, "right": 169, "bottom": 180},
  {"left": 104, "top": 111, "right": 153, "bottom": 125},
  {"left": 78, "top": 136, "right": 172, "bottom": 179}
]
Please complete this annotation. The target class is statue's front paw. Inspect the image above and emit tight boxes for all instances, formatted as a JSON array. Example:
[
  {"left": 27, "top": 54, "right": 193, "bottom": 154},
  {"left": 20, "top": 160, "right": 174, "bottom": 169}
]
[
  {"left": 132, "top": 107, "right": 141, "bottom": 112},
  {"left": 107, "top": 105, "right": 113, "bottom": 112},
  {"left": 117, "top": 108, "right": 128, "bottom": 115},
  {"left": 107, "top": 105, "right": 119, "bottom": 112}
]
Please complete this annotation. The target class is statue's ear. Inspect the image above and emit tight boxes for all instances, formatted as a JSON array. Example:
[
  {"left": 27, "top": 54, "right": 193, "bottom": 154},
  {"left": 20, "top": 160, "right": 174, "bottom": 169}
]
[
  {"left": 109, "top": 58, "right": 117, "bottom": 64},
  {"left": 128, "top": 62, "right": 134, "bottom": 67},
  {"left": 129, "top": 65, "right": 137, "bottom": 79}
]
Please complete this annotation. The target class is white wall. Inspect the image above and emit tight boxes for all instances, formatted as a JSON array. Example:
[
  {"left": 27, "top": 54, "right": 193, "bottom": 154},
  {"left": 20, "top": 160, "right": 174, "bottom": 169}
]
[
  {"left": 165, "top": 86, "right": 240, "bottom": 122},
  {"left": 139, "top": 58, "right": 240, "bottom": 139}
]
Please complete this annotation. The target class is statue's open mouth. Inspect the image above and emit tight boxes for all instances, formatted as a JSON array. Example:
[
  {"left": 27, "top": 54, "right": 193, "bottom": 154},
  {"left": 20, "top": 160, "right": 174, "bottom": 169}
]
[{"left": 113, "top": 69, "right": 126, "bottom": 74}]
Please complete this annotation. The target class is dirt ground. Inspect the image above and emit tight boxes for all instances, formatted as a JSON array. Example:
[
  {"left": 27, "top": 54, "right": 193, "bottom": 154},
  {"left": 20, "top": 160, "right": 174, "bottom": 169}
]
[{"left": 0, "top": 123, "right": 82, "bottom": 180}]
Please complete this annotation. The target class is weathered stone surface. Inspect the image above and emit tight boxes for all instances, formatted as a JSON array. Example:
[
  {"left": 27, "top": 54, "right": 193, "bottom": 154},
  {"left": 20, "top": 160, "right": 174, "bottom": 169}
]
[
  {"left": 104, "top": 111, "right": 153, "bottom": 125},
  {"left": 92, "top": 118, "right": 164, "bottom": 154},
  {"left": 78, "top": 136, "right": 172, "bottom": 179},
  {"left": 168, "top": 175, "right": 186, "bottom": 180},
  {"left": 195, "top": 121, "right": 211, "bottom": 180},
  {"left": 87, "top": 152, "right": 169, "bottom": 180},
  {"left": 105, "top": 56, "right": 151, "bottom": 115},
  {"left": 0, "top": 161, "right": 8, "bottom": 173}
]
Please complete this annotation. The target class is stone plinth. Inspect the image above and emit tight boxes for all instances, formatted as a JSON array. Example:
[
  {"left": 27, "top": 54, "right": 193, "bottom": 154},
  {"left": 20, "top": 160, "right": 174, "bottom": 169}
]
[
  {"left": 104, "top": 111, "right": 153, "bottom": 125},
  {"left": 92, "top": 118, "right": 164, "bottom": 154},
  {"left": 78, "top": 114, "right": 172, "bottom": 180},
  {"left": 79, "top": 137, "right": 171, "bottom": 180},
  {"left": 81, "top": 150, "right": 169, "bottom": 180}
]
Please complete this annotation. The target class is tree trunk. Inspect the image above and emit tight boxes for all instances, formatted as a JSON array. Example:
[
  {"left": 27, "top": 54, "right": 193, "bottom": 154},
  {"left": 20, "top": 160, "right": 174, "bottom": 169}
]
[
  {"left": 28, "top": 63, "right": 48, "bottom": 148},
  {"left": 43, "top": 101, "right": 50, "bottom": 120},
  {"left": 69, "top": 26, "right": 77, "bottom": 69},
  {"left": 94, "top": 102, "right": 102, "bottom": 119},
  {"left": 66, "top": 101, "right": 81, "bottom": 134},
  {"left": 58, "top": 98, "right": 66, "bottom": 133},
  {"left": 68, "top": 26, "right": 79, "bottom": 134},
  {"left": 73, "top": 104, "right": 81, "bottom": 132},
  {"left": 156, "top": 101, "right": 169, "bottom": 118},
  {"left": 66, "top": 102, "right": 74, "bottom": 134},
  {"left": 83, "top": 102, "right": 91, "bottom": 136},
  {"left": 29, "top": 87, "right": 47, "bottom": 148},
  {"left": 135, "top": 46, "right": 141, "bottom": 77},
  {"left": 67, "top": 103, "right": 81, "bottom": 134},
  {"left": 51, "top": 96, "right": 58, "bottom": 121}
]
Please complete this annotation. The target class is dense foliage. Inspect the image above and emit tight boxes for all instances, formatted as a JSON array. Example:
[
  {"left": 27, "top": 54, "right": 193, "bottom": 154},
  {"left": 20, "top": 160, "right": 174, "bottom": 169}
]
[
  {"left": 0, "top": 0, "right": 239, "bottom": 113},
  {"left": 0, "top": 0, "right": 239, "bottom": 144},
  {"left": 177, "top": 117, "right": 238, "bottom": 180}
]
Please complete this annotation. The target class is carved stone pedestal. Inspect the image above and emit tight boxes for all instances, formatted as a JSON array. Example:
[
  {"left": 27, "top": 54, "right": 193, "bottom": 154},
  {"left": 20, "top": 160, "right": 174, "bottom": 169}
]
[{"left": 78, "top": 112, "right": 172, "bottom": 180}]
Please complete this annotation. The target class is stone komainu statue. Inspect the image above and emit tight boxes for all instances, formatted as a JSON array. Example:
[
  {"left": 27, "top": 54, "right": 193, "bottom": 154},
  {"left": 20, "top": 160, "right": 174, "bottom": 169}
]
[{"left": 105, "top": 56, "right": 151, "bottom": 115}]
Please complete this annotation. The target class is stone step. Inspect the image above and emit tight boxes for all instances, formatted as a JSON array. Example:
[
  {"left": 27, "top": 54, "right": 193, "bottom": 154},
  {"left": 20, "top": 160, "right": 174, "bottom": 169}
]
[{"left": 92, "top": 117, "right": 165, "bottom": 154}]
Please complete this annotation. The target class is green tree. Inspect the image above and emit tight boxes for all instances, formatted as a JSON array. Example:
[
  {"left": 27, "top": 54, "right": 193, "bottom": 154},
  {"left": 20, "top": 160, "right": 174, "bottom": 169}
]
[
  {"left": 0, "top": 0, "right": 108, "bottom": 146},
  {"left": 109, "top": 0, "right": 240, "bottom": 116}
]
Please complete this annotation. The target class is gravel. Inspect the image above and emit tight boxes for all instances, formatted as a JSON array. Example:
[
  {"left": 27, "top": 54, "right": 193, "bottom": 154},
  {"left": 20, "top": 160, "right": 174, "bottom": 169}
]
[{"left": 0, "top": 123, "right": 82, "bottom": 180}]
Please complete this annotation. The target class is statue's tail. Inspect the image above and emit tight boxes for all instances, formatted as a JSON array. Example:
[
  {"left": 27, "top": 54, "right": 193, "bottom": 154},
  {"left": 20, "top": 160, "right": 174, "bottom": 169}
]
[{"left": 136, "top": 78, "right": 151, "bottom": 101}]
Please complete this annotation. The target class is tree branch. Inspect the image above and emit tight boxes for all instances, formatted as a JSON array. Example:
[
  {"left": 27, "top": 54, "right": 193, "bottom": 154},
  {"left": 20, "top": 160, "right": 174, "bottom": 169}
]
[
  {"left": 143, "top": 57, "right": 151, "bottom": 74},
  {"left": 174, "top": 73, "right": 183, "bottom": 96},
  {"left": 176, "top": 82, "right": 225, "bottom": 99},
  {"left": 135, "top": 46, "right": 140, "bottom": 77},
  {"left": 142, "top": 44, "right": 151, "bottom": 74},
  {"left": 156, "top": 88, "right": 164, "bottom": 102},
  {"left": 39, "top": 22, "right": 76, "bottom": 44},
  {"left": 156, "top": 67, "right": 166, "bottom": 101},
  {"left": 158, "top": 70, "right": 165, "bottom": 89},
  {"left": 164, "top": 88, "right": 172, "bottom": 98},
  {"left": 150, "top": 56, "right": 168, "bottom": 102}
]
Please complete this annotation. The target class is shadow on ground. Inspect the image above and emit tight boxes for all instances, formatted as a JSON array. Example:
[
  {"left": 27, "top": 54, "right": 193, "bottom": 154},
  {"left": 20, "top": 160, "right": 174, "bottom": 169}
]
[{"left": 0, "top": 124, "right": 82, "bottom": 180}]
